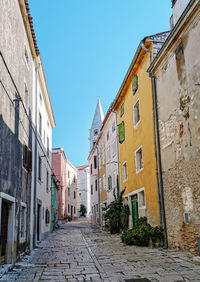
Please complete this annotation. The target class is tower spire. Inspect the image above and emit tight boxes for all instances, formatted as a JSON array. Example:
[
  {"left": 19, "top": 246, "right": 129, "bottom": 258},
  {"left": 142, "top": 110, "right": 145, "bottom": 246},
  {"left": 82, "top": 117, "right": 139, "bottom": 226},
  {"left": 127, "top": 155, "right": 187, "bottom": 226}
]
[{"left": 89, "top": 98, "right": 104, "bottom": 150}]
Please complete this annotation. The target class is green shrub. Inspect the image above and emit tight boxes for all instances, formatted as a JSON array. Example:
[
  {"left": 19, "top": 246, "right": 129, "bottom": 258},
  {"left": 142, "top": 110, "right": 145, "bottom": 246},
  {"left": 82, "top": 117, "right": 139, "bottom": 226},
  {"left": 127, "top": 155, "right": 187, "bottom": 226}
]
[
  {"left": 121, "top": 218, "right": 164, "bottom": 247},
  {"left": 79, "top": 204, "right": 87, "bottom": 217}
]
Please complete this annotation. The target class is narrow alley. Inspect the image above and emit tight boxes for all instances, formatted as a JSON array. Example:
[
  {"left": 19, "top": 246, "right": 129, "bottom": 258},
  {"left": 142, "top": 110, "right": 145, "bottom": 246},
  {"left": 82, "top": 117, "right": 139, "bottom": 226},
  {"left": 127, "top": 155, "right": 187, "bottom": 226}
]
[{"left": 0, "top": 219, "right": 199, "bottom": 282}]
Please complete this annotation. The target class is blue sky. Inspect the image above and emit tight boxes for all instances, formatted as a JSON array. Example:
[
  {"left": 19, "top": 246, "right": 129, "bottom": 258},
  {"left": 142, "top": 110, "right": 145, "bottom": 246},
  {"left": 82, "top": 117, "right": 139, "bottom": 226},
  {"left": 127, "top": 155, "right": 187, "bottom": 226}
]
[{"left": 29, "top": 0, "right": 172, "bottom": 167}]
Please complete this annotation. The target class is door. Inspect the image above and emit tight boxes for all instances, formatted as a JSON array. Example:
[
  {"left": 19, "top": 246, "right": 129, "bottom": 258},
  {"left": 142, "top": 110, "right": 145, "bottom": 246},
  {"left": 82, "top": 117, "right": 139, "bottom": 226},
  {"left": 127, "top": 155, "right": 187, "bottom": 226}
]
[
  {"left": 71, "top": 206, "right": 73, "bottom": 220},
  {"left": 37, "top": 204, "right": 41, "bottom": 241},
  {"left": 131, "top": 195, "right": 138, "bottom": 228},
  {"left": 0, "top": 201, "right": 9, "bottom": 264}
]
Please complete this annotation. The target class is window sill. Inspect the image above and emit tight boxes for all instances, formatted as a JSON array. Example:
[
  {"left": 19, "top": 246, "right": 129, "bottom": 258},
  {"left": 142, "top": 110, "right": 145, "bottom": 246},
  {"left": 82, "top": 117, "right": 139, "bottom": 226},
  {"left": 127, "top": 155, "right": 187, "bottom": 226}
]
[{"left": 134, "top": 119, "right": 141, "bottom": 128}]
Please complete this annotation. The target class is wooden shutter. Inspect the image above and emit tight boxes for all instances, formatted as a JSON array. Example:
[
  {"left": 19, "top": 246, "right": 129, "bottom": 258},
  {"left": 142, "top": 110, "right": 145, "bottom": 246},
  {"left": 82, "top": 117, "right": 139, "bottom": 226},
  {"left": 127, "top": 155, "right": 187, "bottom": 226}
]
[{"left": 118, "top": 121, "right": 125, "bottom": 143}]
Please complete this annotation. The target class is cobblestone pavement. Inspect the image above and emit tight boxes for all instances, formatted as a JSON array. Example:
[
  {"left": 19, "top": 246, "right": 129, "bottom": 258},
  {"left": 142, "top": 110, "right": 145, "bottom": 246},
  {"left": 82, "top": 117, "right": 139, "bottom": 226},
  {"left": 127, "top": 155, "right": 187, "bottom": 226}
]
[{"left": 0, "top": 219, "right": 200, "bottom": 282}]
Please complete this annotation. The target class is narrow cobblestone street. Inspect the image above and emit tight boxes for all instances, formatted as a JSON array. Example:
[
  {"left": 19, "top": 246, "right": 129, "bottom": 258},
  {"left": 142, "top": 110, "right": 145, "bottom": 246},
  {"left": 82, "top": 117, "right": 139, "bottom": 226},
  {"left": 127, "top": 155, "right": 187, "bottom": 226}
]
[{"left": 0, "top": 219, "right": 200, "bottom": 282}]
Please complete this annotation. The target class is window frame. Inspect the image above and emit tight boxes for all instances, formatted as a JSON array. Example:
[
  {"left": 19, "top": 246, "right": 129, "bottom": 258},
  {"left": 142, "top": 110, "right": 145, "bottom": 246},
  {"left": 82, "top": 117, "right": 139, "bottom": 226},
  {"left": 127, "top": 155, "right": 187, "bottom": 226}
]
[
  {"left": 122, "top": 161, "right": 127, "bottom": 183},
  {"left": 135, "top": 145, "right": 144, "bottom": 174},
  {"left": 133, "top": 98, "right": 141, "bottom": 127}
]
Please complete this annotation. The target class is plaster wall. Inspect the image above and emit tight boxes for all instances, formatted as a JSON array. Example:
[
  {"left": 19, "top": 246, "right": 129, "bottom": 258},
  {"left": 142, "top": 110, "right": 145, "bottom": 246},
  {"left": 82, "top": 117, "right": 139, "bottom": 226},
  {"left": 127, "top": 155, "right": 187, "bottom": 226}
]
[
  {"left": 154, "top": 8, "right": 200, "bottom": 254},
  {"left": 77, "top": 166, "right": 90, "bottom": 217},
  {"left": 0, "top": 0, "right": 34, "bottom": 262},
  {"left": 66, "top": 160, "right": 78, "bottom": 219}
]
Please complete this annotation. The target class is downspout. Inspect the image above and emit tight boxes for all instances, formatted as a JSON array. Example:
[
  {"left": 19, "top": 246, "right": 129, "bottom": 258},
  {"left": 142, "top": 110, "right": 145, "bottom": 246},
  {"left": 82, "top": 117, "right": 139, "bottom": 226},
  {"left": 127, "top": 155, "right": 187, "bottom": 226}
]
[
  {"left": 33, "top": 60, "right": 40, "bottom": 246},
  {"left": 150, "top": 75, "right": 168, "bottom": 249},
  {"left": 141, "top": 41, "right": 168, "bottom": 248}
]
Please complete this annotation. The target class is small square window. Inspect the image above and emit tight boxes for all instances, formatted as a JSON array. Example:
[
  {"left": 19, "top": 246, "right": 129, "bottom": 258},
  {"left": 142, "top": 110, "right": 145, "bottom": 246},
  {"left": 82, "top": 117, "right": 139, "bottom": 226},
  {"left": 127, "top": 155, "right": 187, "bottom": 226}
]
[{"left": 94, "top": 129, "right": 98, "bottom": 136}]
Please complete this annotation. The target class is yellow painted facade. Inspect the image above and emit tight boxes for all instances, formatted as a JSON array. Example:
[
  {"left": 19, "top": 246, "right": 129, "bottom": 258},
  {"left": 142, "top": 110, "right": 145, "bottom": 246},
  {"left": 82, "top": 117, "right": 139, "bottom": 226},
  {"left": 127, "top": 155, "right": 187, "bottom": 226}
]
[{"left": 113, "top": 42, "right": 160, "bottom": 227}]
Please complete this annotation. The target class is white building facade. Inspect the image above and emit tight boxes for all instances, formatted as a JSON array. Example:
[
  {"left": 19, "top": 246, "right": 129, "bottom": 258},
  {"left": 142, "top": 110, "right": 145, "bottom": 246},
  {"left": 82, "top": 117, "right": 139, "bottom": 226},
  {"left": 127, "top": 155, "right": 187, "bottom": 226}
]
[
  {"left": 66, "top": 160, "right": 78, "bottom": 220},
  {"left": 77, "top": 165, "right": 90, "bottom": 217}
]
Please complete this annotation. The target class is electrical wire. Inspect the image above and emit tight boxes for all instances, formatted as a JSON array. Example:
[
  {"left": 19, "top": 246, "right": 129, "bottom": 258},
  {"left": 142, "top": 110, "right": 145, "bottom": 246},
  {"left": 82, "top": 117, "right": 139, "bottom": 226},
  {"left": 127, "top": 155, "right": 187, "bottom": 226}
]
[{"left": 0, "top": 51, "right": 54, "bottom": 174}]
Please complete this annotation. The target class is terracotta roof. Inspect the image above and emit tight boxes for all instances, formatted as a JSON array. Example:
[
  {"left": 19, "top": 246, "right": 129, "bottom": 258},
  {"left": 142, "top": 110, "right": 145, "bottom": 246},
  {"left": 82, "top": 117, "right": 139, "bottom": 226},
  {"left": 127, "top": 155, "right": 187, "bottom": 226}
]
[
  {"left": 77, "top": 165, "right": 89, "bottom": 170},
  {"left": 24, "top": 0, "right": 40, "bottom": 56}
]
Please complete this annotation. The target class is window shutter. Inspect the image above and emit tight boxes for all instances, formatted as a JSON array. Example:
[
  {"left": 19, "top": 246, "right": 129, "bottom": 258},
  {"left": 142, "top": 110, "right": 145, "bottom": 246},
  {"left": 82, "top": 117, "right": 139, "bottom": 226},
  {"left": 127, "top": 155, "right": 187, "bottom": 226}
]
[
  {"left": 132, "top": 75, "right": 138, "bottom": 95},
  {"left": 120, "top": 103, "right": 124, "bottom": 117},
  {"left": 28, "top": 148, "right": 32, "bottom": 171},
  {"left": 23, "top": 144, "right": 28, "bottom": 169},
  {"left": 118, "top": 121, "right": 125, "bottom": 143}
]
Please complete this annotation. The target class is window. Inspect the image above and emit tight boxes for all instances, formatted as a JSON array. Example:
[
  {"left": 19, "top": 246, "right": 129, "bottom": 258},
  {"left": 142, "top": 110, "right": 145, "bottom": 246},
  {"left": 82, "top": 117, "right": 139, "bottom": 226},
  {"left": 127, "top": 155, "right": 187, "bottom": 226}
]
[
  {"left": 68, "top": 204, "right": 70, "bottom": 213},
  {"left": 120, "top": 103, "right": 124, "bottom": 117},
  {"left": 79, "top": 192, "right": 81, "bottom": 197},
  {"left": 23, "top": 144, "right": 32, "bottom": 171},
  {"left": 39, "top": 112, "right": 42, "bottom": 137},
  {"left": 112, "top": 140, "right": 116, "bottom": 156},
  {"left": 132, "top": 75, "right": 138, "bottom": 95},
  {"left": 107, "top": 131, "right": 109, "bottom": 141},
  {"left": 94, "top": 129, "right": 98, "bottom": 136},
  {"left": 74, "top": 191, "right": 76, "bottom": 199},
  {"left": 73, "top": 176, "right": 76, "bottom": 183},
  {"left": 68, "top": 170, "right": 70, "bottom": 178},
  {"left": 90, "top": 164, "right": 92, "bottom": 174},
  {"left": 46, "top": 170, "right": 49, "bottom": 192},
  {"left": 139, "top": 190, "right": 145, "bottom": 207},
  {"left": 103, "top": 174, "right": 106, "bottom": 190},
  {"left": 24, "top": 46, "right": 29, "bottom": 64},
  {"left": 93, "top": 141, "right": 96, "bottom": 147},
  {"left": 135, "top": 146, "right": 143, "bottom": 173},
  {"left": 122, "top": 162, "right": 127, "bottom": 182},
  {"left": 68, "top": 187, "right": 70, "bottom": 197},
  {"left": 20, "top": 204, "right": 26, "bottom": 239},
  {"left": 118, "top": 121, "right": 125, "bottom": 143},
  {"left": 133, "top": 99, "right": 140, "bottom": 126},
  {"left": 74, "top": 206, "right": 76, "bottom": 214},
  {"left": 95, "top": 179, "right": 98, "bottom": 191},
  {"left": 38, "top": 155, "right": 42, "bottom": 181},
  {"left": 96, "top": 204, "right": 98, "bottom": 212},
  {"left": 112, "top": 122, "right": 115, "bottom": 133},
  {"left": 45, "top": 209, "right": 50, "bottom": 224},
  {"left": 108, "top": 175, "right": 112, "bottom": 191},
  {"left": 24, "top": 82, "right": 29, "bottom": 109},
  {"left": 94, "top": 156, "right": 97, "bottom": 169},
  {"left": 91, "top": 184, "right": 93, "bottom": 195},
  {"left": 106, "top": 146, "right": 110, "bottom": 163}
]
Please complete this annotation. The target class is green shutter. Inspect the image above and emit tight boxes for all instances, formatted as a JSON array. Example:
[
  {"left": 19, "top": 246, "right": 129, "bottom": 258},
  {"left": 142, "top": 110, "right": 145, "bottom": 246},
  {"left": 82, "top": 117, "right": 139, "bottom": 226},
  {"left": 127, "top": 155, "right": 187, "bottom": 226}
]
[
  {"left": 118, "top": 121, "right": 125, "bottom": 143},
  {"left": 132, "top": 75, "right": 138, "bottom": 95}
]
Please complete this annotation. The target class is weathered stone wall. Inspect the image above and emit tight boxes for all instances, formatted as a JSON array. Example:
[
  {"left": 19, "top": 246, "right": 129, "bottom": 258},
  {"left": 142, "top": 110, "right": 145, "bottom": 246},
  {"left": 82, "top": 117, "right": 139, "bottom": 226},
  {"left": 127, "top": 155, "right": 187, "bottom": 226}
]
[
  {"left": 0, "top": 0, "right": 34, "bottom": 261},
  {"left": 155, "top": 5, "right": 200, "bottom": 255}
]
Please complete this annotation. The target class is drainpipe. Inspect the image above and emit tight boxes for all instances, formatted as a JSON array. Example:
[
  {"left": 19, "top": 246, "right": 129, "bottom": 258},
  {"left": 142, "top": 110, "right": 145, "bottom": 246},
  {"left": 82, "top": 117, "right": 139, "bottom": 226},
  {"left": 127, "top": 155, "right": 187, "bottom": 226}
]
[
  {"left": 150, "top": 75, "right": 168, "bottom": 249},
  {"left": 141, "top": 41, "right": 168, "bottom": 248},
  {"left": 33, "top": 60, "right": 40, "bottom": 247}
]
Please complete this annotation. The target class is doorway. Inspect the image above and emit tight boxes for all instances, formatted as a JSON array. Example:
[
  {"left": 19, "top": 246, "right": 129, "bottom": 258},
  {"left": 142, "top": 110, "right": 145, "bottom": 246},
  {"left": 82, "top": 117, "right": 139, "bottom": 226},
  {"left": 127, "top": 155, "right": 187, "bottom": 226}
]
[
  {"left": 71, "top": 205, "right": 73, "bottom": 220},
  {"left": 37, "top": 204, "right": 41, "bottom": 242},
  {"left": 131, "top": 194, "right": 138, "bottom": 228},
  {"left": 0, "top": 201, "right": 9, "bottom": 264}
]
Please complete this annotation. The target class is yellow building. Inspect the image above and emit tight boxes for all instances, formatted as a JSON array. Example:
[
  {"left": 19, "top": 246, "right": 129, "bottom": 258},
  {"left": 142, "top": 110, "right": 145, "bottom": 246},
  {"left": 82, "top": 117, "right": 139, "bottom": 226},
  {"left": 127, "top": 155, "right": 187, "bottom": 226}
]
[{"left": 112, "top": 33, "right": 169, "bottom": 228}]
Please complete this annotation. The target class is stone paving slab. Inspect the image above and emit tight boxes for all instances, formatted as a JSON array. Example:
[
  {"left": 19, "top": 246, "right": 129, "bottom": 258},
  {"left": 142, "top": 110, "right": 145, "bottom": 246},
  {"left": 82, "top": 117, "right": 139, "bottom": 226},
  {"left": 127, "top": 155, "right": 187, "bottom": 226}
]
[{"left": 0, "top": 219, "right": 200, "bottom": 281}]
